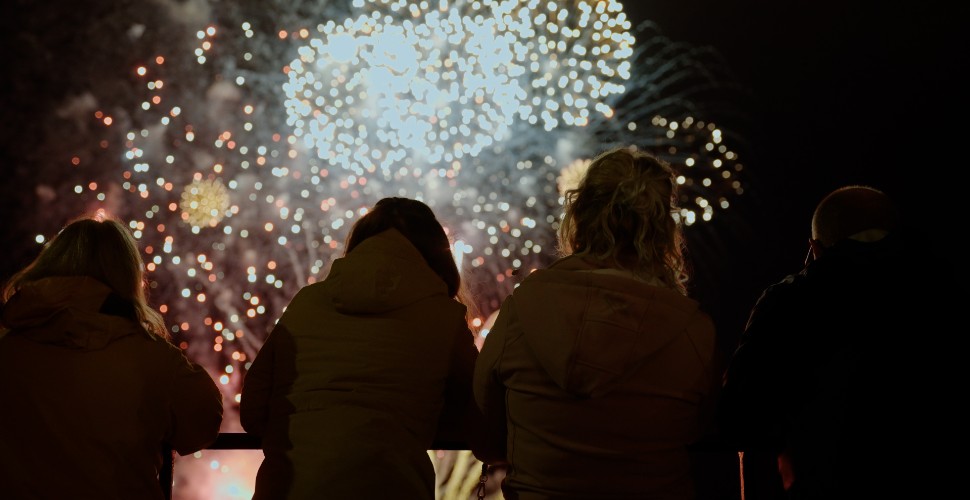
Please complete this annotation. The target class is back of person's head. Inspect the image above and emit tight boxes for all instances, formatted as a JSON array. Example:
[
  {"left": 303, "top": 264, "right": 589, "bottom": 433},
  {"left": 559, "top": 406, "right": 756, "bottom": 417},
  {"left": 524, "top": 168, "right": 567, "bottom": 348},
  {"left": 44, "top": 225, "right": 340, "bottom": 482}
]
[
  {"left": 346, "top": 197, "right": 460, "bottom": 298},
  {"left": 811, "top": 185, "right": 898, "bottom": 248},
  {"left": 558, "top": 146, "right": 688, "bottom": 294},
  {"left": 2, "top": 213, "right": 167, "bottom": 338}
]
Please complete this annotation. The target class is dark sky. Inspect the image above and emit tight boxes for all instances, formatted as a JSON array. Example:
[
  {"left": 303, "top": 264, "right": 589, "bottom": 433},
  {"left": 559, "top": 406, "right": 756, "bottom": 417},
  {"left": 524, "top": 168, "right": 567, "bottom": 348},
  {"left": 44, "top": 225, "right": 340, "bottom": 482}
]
[
  {"left": 623, "top": 1, "right": 964, "bottom": 351},
  {"left": 1, "top": 1, "right": 962, "bottom": 356}
]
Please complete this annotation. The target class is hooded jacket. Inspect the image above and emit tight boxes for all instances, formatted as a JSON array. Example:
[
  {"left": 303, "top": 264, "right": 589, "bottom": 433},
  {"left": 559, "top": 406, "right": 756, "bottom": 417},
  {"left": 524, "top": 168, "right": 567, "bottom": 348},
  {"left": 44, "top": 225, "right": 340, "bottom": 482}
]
[
  {"left": 474, "top": 255, "right": 718, "bottom": 500},
  {"left": 239, "top": 228, "right": 480, "bottom": 499},
  {"left": 0, "top": 276, "right": 223, "bottom": 500}
]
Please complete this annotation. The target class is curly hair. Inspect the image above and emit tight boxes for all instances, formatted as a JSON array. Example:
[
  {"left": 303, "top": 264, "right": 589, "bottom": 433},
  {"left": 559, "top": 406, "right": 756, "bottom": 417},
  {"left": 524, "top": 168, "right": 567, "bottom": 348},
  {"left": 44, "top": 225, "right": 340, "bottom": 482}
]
[{"left": 557, "top": 146, "right": 689, "bottom": 294}]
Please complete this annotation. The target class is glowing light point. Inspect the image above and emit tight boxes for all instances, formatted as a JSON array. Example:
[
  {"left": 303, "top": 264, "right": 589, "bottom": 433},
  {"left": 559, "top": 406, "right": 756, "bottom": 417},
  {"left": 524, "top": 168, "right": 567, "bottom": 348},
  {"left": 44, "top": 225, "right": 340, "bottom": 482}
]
[{"left": 179, "top": 179, "right": 231, "bottom": 228}]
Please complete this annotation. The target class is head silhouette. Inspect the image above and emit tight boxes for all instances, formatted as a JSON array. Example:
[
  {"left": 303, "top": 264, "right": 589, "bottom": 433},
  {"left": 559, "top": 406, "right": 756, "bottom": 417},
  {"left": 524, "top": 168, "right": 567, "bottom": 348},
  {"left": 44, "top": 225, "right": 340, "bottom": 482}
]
[
  {"left": 346, "top": 197, "right": 460, "bottom": 298},
  {"left": 558, "top": 146, "right": 688, "bottom": 294},
  {"left": 3, "top": 213, "right": 166, "bottom": 337},
  {"left": 811, "top": 185, "right": 898, "bottom": 248}
]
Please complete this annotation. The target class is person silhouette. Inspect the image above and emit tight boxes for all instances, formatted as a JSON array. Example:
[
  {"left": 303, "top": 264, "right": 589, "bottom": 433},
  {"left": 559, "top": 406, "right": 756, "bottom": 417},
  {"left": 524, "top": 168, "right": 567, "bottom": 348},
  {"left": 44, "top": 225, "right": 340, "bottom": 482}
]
[
  {"left": 473, "top": 146, "right": 720, "bottom": 499},
  {"left": 717, "top": 185, "right": 938, "bottom": 499},
  {"left": 240, "top": 197, "right": 489, "bottom": 499},
  {"left": 0, "top": 213, "right": 223, "bottom": 499}
]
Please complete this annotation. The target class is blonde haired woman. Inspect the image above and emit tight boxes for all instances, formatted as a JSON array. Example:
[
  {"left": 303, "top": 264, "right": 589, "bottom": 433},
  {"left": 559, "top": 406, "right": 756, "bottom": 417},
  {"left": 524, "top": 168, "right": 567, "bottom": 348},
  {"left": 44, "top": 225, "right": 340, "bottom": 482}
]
[
  {"left": 0, "top": 214, "right": 223, "bottom": 499},
  {"left": 474, "top": 147, "right": 719, "bottom": 499}
]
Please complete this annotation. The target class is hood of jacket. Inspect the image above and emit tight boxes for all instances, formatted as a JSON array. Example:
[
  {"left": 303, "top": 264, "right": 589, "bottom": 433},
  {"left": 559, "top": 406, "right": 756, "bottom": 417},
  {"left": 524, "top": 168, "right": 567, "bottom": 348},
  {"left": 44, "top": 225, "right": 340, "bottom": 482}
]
[
  {"left": 327, "top": 228, "right": 451, "bottom": 314},
  {"left": 511, "top": 255, "right": 706, "bottom": 398},
  {"left": 1, "top": 276, "right": 145, "bottom": 350}
]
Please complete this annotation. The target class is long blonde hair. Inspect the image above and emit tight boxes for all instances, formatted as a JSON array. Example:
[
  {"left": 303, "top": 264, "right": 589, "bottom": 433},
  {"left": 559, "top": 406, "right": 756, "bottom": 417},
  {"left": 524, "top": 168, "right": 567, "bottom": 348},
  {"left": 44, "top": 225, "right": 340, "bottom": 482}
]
[
  {"left": 558, "top": 146, "right": 689, "bottom": 294},
  {"left": 2, "top": 214, "right": 168, "bottom": 338}
]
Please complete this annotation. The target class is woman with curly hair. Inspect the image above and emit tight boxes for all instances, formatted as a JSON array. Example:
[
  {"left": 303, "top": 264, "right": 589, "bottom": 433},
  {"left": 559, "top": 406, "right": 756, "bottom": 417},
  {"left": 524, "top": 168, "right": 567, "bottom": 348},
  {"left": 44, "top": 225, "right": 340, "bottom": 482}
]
[{"left": 474, "top": 147, "right": 719, "bottom": 499}]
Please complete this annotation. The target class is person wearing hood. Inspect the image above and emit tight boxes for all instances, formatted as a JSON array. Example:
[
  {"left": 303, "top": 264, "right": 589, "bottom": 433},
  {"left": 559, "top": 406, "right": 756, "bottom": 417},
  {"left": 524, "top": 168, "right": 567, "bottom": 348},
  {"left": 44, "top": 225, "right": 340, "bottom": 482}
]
[
  {"left": 473, "top": 147, "right": 719, "bottom": 499},
  {"left": 0, "top": 213, "right": 224, "bottom": 499},
  {"left": 240, "top": 197, "right": 489, "bottom": 499}
]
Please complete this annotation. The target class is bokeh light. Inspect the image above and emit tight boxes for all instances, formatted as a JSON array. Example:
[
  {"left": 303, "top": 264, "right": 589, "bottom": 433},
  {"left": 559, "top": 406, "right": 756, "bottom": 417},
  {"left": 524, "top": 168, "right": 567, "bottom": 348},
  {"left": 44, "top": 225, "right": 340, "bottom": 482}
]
[{"left": 59, "top": 1, "right": 744, "bottom": 497}]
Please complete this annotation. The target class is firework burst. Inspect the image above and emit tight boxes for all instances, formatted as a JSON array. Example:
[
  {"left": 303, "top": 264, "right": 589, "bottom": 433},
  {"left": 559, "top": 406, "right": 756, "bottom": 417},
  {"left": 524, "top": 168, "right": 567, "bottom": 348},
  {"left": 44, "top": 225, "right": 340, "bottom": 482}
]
[{"left": 60, "top": 1, "right": 745, "bottom": 497}]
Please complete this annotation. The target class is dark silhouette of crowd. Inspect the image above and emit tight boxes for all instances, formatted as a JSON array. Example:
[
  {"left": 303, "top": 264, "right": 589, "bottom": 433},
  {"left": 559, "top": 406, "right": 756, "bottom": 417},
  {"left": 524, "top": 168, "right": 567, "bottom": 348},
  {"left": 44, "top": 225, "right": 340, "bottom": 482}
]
[{"left": 0, "top": 150, "right": 930, "bottom": 500}]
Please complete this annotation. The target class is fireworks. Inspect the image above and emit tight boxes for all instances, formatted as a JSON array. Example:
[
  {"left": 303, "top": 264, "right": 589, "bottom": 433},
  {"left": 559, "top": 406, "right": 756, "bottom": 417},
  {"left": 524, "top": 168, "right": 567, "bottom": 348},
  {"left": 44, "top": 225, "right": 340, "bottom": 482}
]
[
  {"left": 180, "top": 178, "right": 231, "bottom": 228},
  {"left": 54, "top": 1, "right": 745, "bottom": 496},
  {"left": 84, "top": 0, "right": 745, "bottom": 372},
  {"left": 283, "top": 0, "right": 637, "bottom": 178},
  {"left": 557, "top": 158, "right": 591, "bottom": 196},
  {"left": 283, "top": 5, "right": 520, "bottom": 176},
  {"left": 74, "top": 0, "right": 745, "bottom": 399}
]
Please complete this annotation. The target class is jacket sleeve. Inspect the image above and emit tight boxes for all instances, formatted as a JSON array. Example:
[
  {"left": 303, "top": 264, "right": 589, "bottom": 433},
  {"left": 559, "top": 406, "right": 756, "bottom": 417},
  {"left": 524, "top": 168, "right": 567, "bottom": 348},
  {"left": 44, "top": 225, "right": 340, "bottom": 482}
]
[
  {"left": 434, "top": 320, "right": 504, "bottom": 463},
  {"left": 685, "top": 312, "right": 722, "bottom": 446},
  {"left": 472, "top": 298, "right": 513, "bottom": 465},
  {"left": 239, "top": 325, "right": 278, "bottom": 437},
  {"left": 166, "top": 346, "right": 224, "bottom": 456},
  {"left": 717, "top": 286, "right": 791, "bottom": 453}
]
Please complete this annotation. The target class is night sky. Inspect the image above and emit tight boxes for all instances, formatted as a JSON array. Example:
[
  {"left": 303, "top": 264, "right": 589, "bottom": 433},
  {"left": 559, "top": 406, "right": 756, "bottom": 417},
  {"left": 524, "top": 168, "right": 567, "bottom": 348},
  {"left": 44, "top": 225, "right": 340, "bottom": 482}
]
[
  {"left": 626, "top": 0, "right": 963, "bottom": 352},
  {"left": 1, "top": 0, "right": 962, "bottom": 360}
]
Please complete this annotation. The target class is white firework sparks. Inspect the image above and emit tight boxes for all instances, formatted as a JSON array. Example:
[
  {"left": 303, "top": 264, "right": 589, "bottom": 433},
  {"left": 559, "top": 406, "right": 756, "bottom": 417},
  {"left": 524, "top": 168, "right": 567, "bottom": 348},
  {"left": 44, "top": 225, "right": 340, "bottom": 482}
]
[
  {"left": 92, "top": 0, "right": 745, "bottom": 364},
  {"left": 283, "top": 0, "right": 636, "bottom": 177},
  {"left": 64, "top": 2, "right": 745, "bottom": 496}
]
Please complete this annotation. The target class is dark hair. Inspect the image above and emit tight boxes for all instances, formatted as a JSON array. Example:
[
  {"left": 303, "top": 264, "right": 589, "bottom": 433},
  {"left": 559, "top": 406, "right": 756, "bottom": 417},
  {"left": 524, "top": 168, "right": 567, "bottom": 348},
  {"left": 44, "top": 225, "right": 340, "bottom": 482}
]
[
  {"left": 558, "top": 146, "right": 688, "bottom": 294},
  {"left": 2, "top": 214, "right": 167, "bottom": 338},
  {"left": 346, "top": 197, "right": 460, "bottom": 298}
]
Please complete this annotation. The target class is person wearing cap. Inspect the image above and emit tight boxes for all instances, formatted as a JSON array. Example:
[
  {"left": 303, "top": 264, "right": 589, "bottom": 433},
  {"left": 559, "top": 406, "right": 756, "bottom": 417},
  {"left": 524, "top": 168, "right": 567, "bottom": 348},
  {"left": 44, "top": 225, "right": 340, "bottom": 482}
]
[{"left": 718, "top": 185, "right": 941, "bottom": 499}]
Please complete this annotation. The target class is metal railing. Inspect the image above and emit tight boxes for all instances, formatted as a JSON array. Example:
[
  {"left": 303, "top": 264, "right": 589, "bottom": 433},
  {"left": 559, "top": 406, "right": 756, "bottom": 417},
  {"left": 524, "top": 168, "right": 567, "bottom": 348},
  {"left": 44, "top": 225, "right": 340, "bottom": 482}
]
[{"left": 160, "top": 433, "right": 744, "bottom": 500}]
